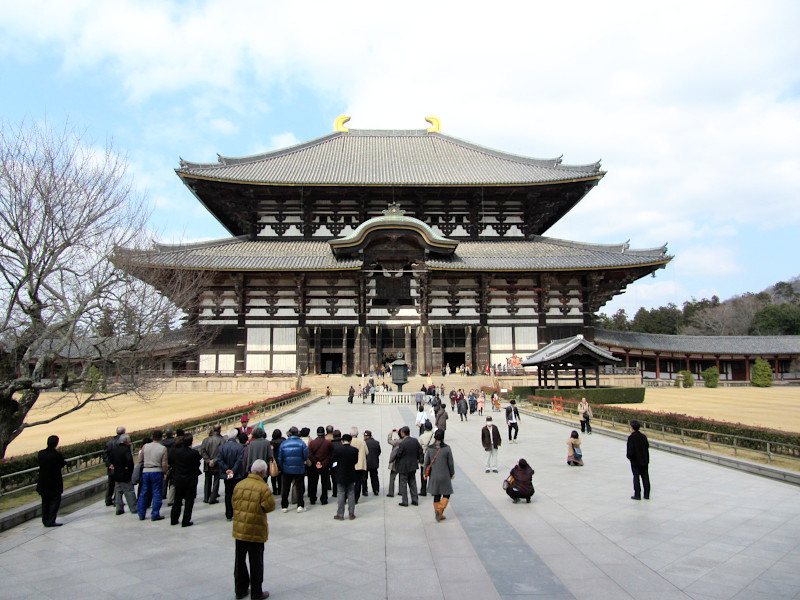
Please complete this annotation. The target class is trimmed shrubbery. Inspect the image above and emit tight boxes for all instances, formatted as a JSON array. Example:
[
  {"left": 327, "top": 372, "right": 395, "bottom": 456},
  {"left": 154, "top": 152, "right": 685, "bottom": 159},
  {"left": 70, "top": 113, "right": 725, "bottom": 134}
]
[
  {"left": 700, "top": 366, "right": 720, "bottom": 388},
  {"left": 0, "top": 388, "right": 311, "bottom": 479},
  {"left": 528, "top": 387, "right": 645, "bottom": 404},
  {"left": 751, "top": 358, "right": 773, "bottom": 387},
  {"left": 676, "top": 370, "right": 694, "bottom": 388}
]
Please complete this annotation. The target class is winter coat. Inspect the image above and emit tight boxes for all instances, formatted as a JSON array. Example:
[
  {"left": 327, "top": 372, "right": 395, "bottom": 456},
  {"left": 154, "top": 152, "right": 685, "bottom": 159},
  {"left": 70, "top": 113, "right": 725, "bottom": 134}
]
[
  {"left": 457, "top": 398, "right": 468, "bottom": 415},
  {"left": 244, "top": 438, "right": 273, "bottom": 474},
  {"left": 423, "top": 441, "right": 454, "bottom": 496},
  {"left": 567, "top": 437, "right": 584, "bottom": 466},
  {"left": 364, "top": 437, "right": 381, "bottom": 470},
  {"left": 331, "top": 443, "right": 360, "bottom": 485},
  {"left": 37, "top": 447, "right": 66, "bottom": 497},
  {"left": 578, "top": 400, "right": 593, "bottom": 421},
  {"left": 277, "top": 435, "right": 309, "bottom": 475},
  {"left": 481, "top": 425, "right": 502, "bottom": 450},
  {"left": 627, "top": 430, "right": 649, "bottom": 466},
  {"left": 435, "top": 408, "right": 448, "bottom": 431},
  {"left": 232, "top": 474, "right": 276, "bottom": 543},
  {"left": 386, "top": 431, "right": 401, "bottom": 472},
  {"left": 509, "top": 464, "right": 534, "bottom": 497},
  {"left": 217, "top": 439, "right": 245, "bottom": 479},
  {"left": 200, "top": 432, "right": 225, "bottom": 473},
  {"left": 169, "top": 446, "right": 202, "bottom": 485},
  {"left": 350, "top": 436, "right": 368, "bottom": 471},
  {"left": 111, "top": 443, "right": 135, "bottom": 483},
  {"left": 308, "top": 436, "right": 334, "bottom": 468},
  {"left": 394, "top": 436, "right": 423, "bottom": 474},
  {"left": 418, "top": 430, "right": 436, "bottom": 464}
]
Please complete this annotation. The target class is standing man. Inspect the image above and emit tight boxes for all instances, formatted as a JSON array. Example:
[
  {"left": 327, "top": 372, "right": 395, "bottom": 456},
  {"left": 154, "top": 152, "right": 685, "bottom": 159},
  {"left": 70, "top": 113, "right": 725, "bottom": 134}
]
[
  {"left": 435, "top": 402, "right": 448, "bottom": 434},
  {"left": 307, "top": 426, "right": 333, "bottom": 505},
  {"left": 385, "top": 428, "right": 401, "bottom": 497},
  {"left": 481, "top": 416, "right": 502, "bottom": 473},
  {"left": 627, "top": 420, "right": 651, "bottom": 500},
  {"left": 102, "top": 426, "right": 125, "bottom": 507},
  {"left": 137, "top": 429, "right": 168, "bottom": 521},
  {"left": 110, "top": 433, "right": 137, "bottom": 515},
  {"left": 363, "top": 430, "right": 381, "bottom": 496},
  {"left": 394, "top": 426, "right": 423, "bottom": 507},
  {"left": 578, "top": 398, "right": 593, "bottom": 434},
  {"left": 238, "top": 415, "right": 253, "bottom": 437},
  {"left": 277, "top": 426, "right": 309, "bottom": 513},
  {"left": 331, "top": 433, "right": 360, "bottom": 520},
  {"left": 169, "top": 433, "right": 202, "bottom": 527},
  {"left": 200, "top": 424, "right": 225, "bottom": 504},
  {"left": 418, "top": 422, "right": 435, "bottom": 496},
  {"left": 232, "top": 459, "right": 276, "bottom": 600},
  {"left": 217, "top": 429, "right": 246, "bottom": 520},
  {"left": 505, "top": 399, "right": 520, "bottom": 443},
  {"left": 349, "top": 427, "right": 369, "bottom": 502},
  {"left": 37, "top": 435, "right": 66, "bottom": 527}
]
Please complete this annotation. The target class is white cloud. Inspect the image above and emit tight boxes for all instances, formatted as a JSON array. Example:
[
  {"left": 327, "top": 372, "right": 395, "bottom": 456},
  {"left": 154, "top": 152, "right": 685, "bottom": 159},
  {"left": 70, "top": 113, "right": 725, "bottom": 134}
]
[{"left": 2, "top": 0, "right": 799, "bottom": 311}]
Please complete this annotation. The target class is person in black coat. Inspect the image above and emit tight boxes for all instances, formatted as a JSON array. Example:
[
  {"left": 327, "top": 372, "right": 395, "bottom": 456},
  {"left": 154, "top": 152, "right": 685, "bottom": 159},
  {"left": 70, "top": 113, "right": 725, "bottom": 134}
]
[
  {"left": 394, "top": 426, "right": 423, "bottom": 507},
  {"left": 332, "top": 434, "right": 360, "bottom": 520},
  {"left": 363, "top": 430, "right": 381, "bottom": 496},
  {"left": 102, "top": 426, "right": 125, "bottom": 507},
  {"left": 37, "top": 435, "right": 66, "bottom": 527},
  {"left": 626, "top": 420, "right": 650, "bottom": 500},
  {"left": 111, "top": 433, "right": 137, "bottom": 514},
  {"left": 169, "top": 433, "right": 202, "bottom": 526}
]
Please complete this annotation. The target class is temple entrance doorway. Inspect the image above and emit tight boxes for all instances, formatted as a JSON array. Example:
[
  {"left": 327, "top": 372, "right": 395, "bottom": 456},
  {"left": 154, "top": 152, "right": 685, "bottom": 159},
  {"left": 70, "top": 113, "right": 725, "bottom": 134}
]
[
  {"left": 443, "top": 352, "right": 466, "bottom": 373},
  {"left": 321, "top": 352, "right": 343, "bottom": 374}
]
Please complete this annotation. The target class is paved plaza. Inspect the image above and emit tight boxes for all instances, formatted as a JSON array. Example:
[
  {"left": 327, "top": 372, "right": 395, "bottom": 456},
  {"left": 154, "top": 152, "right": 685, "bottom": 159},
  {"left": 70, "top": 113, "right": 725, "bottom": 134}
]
[{"left": 1, "top": 397, "right": 799, "bottom": 600}]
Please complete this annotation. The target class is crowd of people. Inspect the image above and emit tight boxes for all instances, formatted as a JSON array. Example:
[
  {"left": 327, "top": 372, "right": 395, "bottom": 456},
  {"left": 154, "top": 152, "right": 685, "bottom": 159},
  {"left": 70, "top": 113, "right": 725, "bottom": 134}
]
[{"left": 34, "top": 390, "right": 651, "bottom": 599}]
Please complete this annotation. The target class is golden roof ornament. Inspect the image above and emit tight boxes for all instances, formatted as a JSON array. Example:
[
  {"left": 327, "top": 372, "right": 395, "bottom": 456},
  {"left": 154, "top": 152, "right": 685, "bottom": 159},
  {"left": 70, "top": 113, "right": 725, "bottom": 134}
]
[
  {"left": 425, "top": 116, "right": 441, "bottom": 132},
  {"left": 334, "top": 115, "right": 350, "bottom": 132}
]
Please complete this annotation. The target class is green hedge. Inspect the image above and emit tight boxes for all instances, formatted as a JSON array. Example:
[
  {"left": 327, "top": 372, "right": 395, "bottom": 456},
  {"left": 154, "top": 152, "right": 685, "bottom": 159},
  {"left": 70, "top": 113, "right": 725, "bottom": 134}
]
[
  {"left": 529, "top": 387, "right": 645, "bottom": 404},
  {"left": 526, "top": 396, "right": 800, "bottom": 452},
  {"left": 0, "top": 388, "right": 311, "bottom": 479}
]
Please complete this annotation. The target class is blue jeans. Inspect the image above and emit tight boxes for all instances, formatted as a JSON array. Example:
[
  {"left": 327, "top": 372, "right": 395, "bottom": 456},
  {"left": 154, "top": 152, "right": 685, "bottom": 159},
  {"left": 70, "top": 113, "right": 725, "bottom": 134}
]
[{"left": 137, "top": 471, "right": 164, "bottom": 519}]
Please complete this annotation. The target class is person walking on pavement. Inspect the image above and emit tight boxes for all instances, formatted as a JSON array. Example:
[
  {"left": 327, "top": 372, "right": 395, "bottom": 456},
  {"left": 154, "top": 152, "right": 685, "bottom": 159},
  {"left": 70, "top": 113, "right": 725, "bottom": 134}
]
[
  {"left": 200, "top": 424, "right": 225, "bottom": 504},
  {"left": 331, "top": 433, "right": 360, "bottom": 520},
  {"left": 578, "top": 397, "right": 593, "bottom": 434},
  {"left": 103, "top": 426, "right": 125, "bottom": 507},
  {"left": 110, "top": 433, "right": 137, "bottom": 515},
  {"left": 418, "top": 421, "right": 435, "bottom": 496},
  {"left": 232, "top": 459, "right": 276, "bottom": 600},
  {"left": 481, "top": 416, "right": 502, "bottom": 473},
  {"left": 169, "top": 433, "right": 202, "bottom": 527},
  {"left": 627, "top": 420, "right": 650, "bottom": 500},
  {"left": 137, "top": 429, "right": 168, "bottom": 521},
  {"left": 394, "top": 426, "right": 423, "bottom": 507},
  {"left": 423, "top": 429, "right": 455, "bottom": 521},
  {"left": 506, "top": 399, "right": 521, "bottom": 443},
  {"left": 37, "top": 435, "right": 66, "bottom": 527}
]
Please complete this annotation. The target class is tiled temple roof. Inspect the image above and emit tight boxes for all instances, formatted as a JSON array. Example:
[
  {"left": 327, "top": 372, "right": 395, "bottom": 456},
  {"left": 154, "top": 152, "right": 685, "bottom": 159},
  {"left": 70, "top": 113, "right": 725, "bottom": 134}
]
[
  {"left": 595, "top": 329, "right": 800, "bottom": 355},
  {"left": 117, "top": 236, "right": 668, "bottom": 272},
  {"left": 522, "top": 334, "right": 620, "bottom": 365},
  {"left": 176, "top": 129, "right": 604, "bottom": 186}
]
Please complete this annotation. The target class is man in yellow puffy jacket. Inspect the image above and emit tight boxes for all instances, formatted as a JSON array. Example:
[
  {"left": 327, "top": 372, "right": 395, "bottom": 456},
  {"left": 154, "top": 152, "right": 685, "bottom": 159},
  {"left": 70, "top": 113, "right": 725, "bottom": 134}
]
[{"left": 232, "top": 459, "right": 276, "bottom": 600}]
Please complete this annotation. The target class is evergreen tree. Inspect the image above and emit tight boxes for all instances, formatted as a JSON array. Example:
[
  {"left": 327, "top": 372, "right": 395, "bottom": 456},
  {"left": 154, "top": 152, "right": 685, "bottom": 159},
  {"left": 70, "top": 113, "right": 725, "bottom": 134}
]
[{"left": 750, "top": 358, "right": 773, "bottom": 387}]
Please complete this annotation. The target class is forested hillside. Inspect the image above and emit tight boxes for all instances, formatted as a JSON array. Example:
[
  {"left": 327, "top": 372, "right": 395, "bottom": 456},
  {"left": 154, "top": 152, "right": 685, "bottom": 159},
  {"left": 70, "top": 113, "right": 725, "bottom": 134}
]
[{"left": 597, "top": 278, "right": 800, "bottom": 336}]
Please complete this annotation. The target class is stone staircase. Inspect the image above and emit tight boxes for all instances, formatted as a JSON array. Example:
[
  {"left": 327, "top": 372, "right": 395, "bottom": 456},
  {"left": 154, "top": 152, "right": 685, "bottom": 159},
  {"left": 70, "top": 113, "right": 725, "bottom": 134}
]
[{"left": 301, "top": 373, "right": 497, "bottom": 397}]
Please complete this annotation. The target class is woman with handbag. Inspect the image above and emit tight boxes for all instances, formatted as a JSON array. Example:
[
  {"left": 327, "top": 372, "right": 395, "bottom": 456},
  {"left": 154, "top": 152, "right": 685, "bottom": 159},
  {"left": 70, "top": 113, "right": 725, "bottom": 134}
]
[
  {"left": 505, "top": 458, "right": 534, "bottom": 503},
  {"left": 567, "top": 430, "right": 584, "bottom": 466},
  {"left": 422, "top": 429, "right": 455, "bottom": 521}
]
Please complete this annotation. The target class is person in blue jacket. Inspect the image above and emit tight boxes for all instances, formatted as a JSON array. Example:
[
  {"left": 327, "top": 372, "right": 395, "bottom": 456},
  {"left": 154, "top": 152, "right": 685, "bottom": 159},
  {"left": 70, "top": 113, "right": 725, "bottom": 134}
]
[{"left": 277, "top": 426, "right": 309, "bottom": 513}]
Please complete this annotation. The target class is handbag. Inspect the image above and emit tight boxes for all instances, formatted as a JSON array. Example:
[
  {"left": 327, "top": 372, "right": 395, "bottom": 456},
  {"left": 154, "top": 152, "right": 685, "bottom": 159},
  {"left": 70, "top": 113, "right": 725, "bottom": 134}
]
[
  {"left": 268, "top": 457, "right": 279, "bottom": 478},
  {"left": 424, "top": 448, "right": 441, "bottom": 479},
  {"left": 573, "top": 445, "right": 583, "bottom": 459},
  {"left": 502, "top": 475, "right": 514, "bottom": 490},
  {"left": 582, "top": 411, "right": 590, "bottom": 420},
  {"left": 131, "top": 461, "right": 143, "bottom": 485}
]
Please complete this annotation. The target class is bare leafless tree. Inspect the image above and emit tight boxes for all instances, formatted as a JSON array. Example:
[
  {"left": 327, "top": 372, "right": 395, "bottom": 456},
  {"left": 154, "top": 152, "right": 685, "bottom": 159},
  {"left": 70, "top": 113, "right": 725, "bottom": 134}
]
[
  {"left": 682, "top": 293, "right": 770, "bottom": 336},
  {"left": 0, "top": 120, "right": 208, "bottom": 458}
]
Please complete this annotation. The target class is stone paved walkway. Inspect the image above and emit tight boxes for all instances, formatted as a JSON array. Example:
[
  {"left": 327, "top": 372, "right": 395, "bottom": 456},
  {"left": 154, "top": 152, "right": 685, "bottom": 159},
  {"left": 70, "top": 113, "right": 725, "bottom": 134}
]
[{"left": 1, "top": 397, "right": 799, "bottom": 600}]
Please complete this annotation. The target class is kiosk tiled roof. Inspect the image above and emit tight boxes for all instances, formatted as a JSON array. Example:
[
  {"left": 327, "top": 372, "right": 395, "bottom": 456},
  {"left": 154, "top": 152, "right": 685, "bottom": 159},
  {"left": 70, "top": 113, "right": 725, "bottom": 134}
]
[
  {"left": 595, "top": 329, "right": 800, "bottom": 355},
  {"left": 521, "top": 334, "right": 620, "bottom": 365},
  {"left": 177, "top": 129, "right": 604, "bottom": 186},
  {"left": 117, "top": 236, "right": 668, "bottom": 272}
]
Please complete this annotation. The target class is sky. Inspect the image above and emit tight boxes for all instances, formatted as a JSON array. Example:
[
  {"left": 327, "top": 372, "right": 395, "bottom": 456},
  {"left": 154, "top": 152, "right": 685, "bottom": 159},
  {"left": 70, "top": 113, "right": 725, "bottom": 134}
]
[{"left": 1, "top": 0, "right": 799, "bottom": 317}]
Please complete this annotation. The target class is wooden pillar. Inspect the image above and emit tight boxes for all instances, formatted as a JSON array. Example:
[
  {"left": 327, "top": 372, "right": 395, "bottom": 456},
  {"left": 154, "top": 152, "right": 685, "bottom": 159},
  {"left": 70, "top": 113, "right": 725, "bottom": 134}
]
[
  {"left": 774, "top": 357, "right": 780, "bottom": 380},
  {"left": 296, "top": 326, "right": 310, "bottom": 375},
  {"left": 465, "top": 325, "right": 474, "bottom": 373},
  {"left": 625, "top": 352, "right": 630, "bottom": 367},
  {"left": 744, "top": 356, "right": 750, "bottom": 382},
  {"left": 313, "top": 327, "right": 322, "bottom": 374},
  {"left": 582, "top": 368, "right": 587, "bottom": 387},
  {"left": 405, "top": 326, "right": 413, "bottom": 375},
  {"left": 476, "top": 326, "right": 490, "bottom": 374},
  {"left": 416, "top": 326, "right": 433, "bottom": 375},
  {"left": 686, "top": 355, "right": 691, "bottom": 372},
  {"left": 595, "top": 365, "right": 600, "bottom": 388},
  {"left": 715, "top": 356, "right": 720, "bottom": 377},
  {"left": 354, "top": 326, "right": 369, "bottom": 375},
  {"left": 554, "top": 366, "right": 560, "bottom": 389},
  {"left": 655, "top": 354, "right": 661, "bottom": 379},
  {"left": 341, "top": 326, "right": 348, "bottom": 375}
]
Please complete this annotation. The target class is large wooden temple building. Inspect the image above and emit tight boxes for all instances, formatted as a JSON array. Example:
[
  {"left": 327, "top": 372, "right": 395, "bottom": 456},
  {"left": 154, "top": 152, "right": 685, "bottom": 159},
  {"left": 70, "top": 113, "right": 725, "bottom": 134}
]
[{"left": 122, "top": 117, "right": 671, "bottom": 376}]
